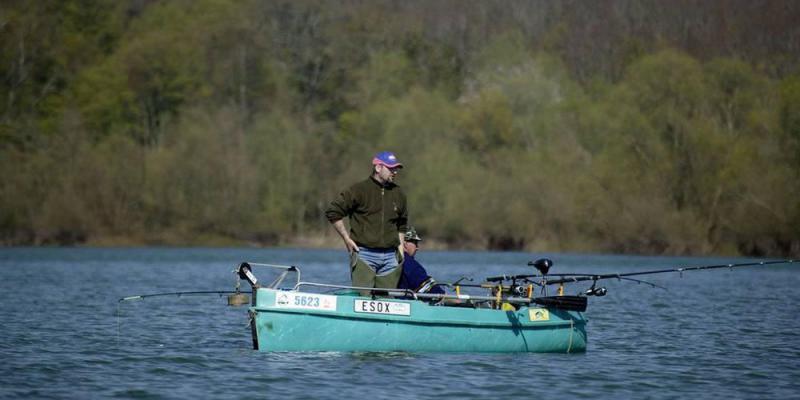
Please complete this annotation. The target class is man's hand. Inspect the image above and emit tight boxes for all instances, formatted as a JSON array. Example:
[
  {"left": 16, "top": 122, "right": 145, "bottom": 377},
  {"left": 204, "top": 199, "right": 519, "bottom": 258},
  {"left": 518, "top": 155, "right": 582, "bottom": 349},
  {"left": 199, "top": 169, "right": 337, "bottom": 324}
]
[
  {"left": 397, "top": 232, "right": 405, "bottom": 264},
  {"left": 344, "top": 236, "right": 360, "bottom": 253},
  {"left": 396, "top": 244, "right": 404, "bottom": 264},
  {"left": 332, "top": 219, "right": 360, "bottom": 253}
]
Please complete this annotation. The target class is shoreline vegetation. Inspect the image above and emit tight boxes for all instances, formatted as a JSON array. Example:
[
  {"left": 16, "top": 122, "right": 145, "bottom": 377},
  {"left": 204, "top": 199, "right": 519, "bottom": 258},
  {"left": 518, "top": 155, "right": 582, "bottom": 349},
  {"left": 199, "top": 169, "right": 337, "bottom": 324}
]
[
  {"left": 2, "top": 1, "right": 799, "bottom": 257},
  {"left": 13, "top": 231, "right": 786, "bottom": 257},
  {"left": 75, "top": 232, "right": 495, "bottom": 252}
]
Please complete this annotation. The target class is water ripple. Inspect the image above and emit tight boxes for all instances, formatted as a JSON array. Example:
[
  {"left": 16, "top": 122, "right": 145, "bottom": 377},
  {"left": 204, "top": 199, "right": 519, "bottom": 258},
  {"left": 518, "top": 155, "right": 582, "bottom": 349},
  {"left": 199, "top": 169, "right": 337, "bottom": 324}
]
[{"left": 1, "top": 248, "right": 799, "bottom": 399}]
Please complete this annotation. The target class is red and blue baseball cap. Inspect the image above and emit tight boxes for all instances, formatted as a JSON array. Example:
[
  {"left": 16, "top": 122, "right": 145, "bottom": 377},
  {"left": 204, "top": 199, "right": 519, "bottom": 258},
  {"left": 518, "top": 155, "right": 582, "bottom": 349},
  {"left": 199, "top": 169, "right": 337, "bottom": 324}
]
[{"left": 372, "top": 151, "right": 403, "bottom": 168}]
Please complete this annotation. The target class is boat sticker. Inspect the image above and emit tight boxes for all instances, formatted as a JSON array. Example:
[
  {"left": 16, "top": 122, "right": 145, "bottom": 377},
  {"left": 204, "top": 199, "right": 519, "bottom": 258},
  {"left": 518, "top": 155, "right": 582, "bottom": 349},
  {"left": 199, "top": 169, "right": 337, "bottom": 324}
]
[
  {"left": 353, "top": 299, "right": 411, "bottom": 316},
  {"left": 274, "top": 292, "right": 337, "bottom": 311},
  {"left": 529, "top": 308, "right": 550, "bottom": 321}
]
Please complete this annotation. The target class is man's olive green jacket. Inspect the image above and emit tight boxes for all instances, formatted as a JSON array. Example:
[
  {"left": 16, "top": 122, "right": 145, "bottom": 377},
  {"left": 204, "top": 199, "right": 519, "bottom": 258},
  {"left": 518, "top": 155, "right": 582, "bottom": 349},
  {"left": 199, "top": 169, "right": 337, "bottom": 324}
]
[{"left": 326, "top": 176, "right": 408, "bottom": 248}]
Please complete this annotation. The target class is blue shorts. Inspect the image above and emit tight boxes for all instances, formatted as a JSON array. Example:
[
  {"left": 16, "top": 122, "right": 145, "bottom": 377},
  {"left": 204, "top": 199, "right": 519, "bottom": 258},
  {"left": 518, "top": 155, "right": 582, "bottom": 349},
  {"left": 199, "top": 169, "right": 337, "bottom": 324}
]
[{"left": 357, "top": 247, "right": 400, "bottom": 276}]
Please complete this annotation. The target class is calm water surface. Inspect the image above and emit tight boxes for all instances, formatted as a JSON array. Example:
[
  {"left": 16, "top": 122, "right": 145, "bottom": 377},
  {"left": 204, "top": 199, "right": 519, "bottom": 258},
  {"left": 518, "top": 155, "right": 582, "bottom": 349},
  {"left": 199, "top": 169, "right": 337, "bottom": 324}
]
[{"left": 1, "top": 248, "right": 798, "bottom": 399}]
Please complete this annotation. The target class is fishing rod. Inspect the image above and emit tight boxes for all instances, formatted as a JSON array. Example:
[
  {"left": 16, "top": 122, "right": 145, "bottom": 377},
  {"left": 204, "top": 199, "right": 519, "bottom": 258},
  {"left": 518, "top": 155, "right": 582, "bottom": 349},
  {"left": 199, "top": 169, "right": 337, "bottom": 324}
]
[
  {"left": 540, "top": 258, "right": 799, "bottom": 286},
  {"left": 473, "top": 258, "right": 797, "bottom": 298},
  {"left": 119, "top": 262, "right": 299, "bottom": 305},
  {"left": 119, "top": 290, "right": 252, "bottom": 303},
  {"left": 484, "top": 273, "right": 665, "bottom": 288}
]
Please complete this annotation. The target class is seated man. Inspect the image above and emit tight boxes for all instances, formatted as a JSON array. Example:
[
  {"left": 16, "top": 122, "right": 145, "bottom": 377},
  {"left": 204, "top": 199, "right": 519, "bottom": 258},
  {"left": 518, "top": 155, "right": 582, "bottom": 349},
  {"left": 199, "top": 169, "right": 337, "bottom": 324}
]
[{"left": 397, "top": 227, "right": 445, "bottom": 296}]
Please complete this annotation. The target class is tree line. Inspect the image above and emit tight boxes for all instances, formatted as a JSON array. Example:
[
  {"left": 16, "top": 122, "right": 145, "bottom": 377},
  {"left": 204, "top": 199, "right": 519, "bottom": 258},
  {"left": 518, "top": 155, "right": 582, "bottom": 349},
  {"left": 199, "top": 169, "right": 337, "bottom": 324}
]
[{"left": 1, "top": 0, "right": 799, "bottom": 256}]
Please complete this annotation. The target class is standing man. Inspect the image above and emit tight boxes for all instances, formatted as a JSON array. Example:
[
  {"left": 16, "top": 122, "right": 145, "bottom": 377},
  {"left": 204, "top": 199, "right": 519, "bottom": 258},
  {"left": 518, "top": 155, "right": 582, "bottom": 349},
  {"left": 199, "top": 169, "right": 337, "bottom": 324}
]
[{"left": 326, "top": 151, "right": 408, "bottom": 294}]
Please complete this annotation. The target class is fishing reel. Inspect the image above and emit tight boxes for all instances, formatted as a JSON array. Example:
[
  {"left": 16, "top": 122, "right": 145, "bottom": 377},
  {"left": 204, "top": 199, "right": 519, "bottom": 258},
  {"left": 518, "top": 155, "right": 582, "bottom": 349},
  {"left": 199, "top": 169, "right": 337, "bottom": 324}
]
[
  {"left": 511, "top": 285, "right": 529, "bottom": 297},
  {"left": 584, "top": 285, "right": 607, "bottom": 296}
]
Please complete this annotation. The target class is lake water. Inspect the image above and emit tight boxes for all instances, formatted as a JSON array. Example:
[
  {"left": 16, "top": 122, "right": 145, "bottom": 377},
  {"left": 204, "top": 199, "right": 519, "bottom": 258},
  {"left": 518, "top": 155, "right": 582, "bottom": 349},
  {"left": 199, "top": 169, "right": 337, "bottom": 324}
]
[{"left": 1, "top": 247, "right": 798, "bottom": 399}]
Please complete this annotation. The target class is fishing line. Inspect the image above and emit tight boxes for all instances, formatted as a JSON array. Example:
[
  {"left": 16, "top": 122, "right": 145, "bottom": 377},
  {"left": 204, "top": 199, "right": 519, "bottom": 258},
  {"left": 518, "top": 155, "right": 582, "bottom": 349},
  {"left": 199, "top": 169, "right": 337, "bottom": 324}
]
[
  {"left": 116, "top": 302, "right": 121, "bottom": 347},
  {"left": 116, "top": 290, "right": 254, "bottom": 348}
]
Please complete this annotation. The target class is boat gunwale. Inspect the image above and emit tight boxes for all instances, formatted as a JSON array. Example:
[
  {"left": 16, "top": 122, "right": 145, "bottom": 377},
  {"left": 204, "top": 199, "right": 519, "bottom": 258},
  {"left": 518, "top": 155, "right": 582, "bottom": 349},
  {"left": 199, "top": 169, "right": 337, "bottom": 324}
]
[{"left": 251, "top": 287, "right": 587, "bottom": 328}]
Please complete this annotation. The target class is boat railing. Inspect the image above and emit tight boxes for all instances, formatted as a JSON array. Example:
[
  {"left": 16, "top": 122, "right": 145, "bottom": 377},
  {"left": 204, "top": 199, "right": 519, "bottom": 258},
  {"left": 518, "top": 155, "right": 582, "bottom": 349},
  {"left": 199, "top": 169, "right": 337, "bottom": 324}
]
[
  {"left": 294, "top": 281, "right": 410, "bottom": 295},
  {"left": 293, "top": 281, "right": 551, "bottom": 306},
  {"left": 238, "top": 262, "right": 588, "bottom": 311},
  {"left": 237, "top": 262, "right": 301, "bottom": 289}
]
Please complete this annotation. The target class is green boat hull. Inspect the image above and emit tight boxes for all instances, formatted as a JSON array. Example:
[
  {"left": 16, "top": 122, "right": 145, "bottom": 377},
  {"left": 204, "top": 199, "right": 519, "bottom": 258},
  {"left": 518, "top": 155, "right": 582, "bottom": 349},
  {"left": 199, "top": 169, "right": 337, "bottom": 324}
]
[{"left": 249, "top": 288, "right": 587, "bottom": 353}]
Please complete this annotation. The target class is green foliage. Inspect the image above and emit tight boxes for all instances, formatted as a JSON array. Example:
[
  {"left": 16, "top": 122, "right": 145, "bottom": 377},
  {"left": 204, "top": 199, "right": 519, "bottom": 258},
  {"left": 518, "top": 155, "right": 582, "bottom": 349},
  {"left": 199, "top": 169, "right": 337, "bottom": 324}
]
[
  {"left": 779, "top": 76, "right": 800, "bottom": 164},
  {"left": 0, "top": 0, "right": 125, "bottom": 149},
  {"left": 1, "top": 1, "right": 798, "bottom": 256}
]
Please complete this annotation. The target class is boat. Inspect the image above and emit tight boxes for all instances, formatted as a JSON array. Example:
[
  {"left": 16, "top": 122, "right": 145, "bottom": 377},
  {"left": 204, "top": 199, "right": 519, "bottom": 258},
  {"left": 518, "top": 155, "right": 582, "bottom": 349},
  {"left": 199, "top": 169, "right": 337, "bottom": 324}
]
[
  {"left": 236, "top": 261, "right": 588, "bottom": 353},
  {"left": 233, "top": 258, "right": 798, "bottom": 353},
  {"left": 120, "top": 257, "right": 798, "bottom": 353}
]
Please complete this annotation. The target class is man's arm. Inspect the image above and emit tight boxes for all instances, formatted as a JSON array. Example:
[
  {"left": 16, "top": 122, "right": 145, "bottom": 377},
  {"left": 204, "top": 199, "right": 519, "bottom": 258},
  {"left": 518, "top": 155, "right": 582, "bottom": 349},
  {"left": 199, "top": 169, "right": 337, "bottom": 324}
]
[
  {"left": 326, "top": 185, "right": 359, "bottom": 253},
  {"left": 332, "top": 219, "right": 360, "bottom": 253},
  {"left": 396, "top": 191, "right": 408, "bottom": 263}
]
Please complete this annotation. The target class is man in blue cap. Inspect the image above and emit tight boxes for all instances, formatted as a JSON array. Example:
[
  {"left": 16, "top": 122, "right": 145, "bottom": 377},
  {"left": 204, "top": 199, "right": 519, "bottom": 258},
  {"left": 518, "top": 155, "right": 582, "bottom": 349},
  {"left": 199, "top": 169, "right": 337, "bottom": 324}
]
[{"left": 326, "top": 151, "right": 408, "bottom": 294}]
